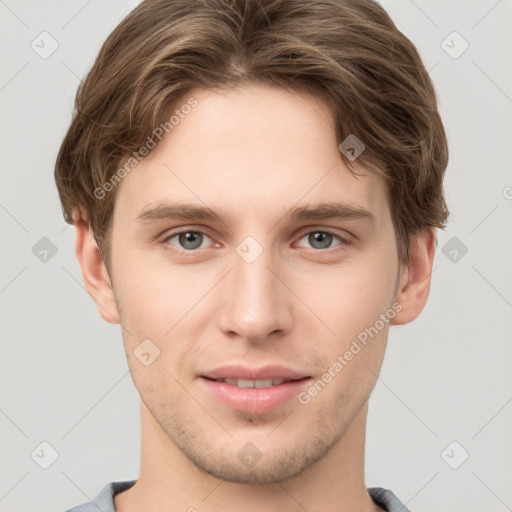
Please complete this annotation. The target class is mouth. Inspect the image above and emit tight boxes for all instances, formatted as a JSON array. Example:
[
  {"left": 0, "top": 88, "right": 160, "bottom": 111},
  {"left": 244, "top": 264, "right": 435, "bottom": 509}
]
[
  {"left": 198, "top": 366, "right": 312, "bottom": 414},
  {"left": 202, "top": 376, "right": 309, "bottom": 388}
]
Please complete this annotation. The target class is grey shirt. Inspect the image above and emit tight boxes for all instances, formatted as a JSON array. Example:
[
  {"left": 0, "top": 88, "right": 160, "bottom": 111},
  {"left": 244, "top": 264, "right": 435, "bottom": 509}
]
[{"left": 65, "top": 480, "right": 412, "bottom": 511}]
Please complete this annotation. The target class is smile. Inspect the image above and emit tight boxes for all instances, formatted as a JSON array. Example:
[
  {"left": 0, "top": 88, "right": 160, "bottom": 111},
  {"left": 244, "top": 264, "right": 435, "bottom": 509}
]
[{"left": 212, "top": 378, "right": 291, "bottom": 388}]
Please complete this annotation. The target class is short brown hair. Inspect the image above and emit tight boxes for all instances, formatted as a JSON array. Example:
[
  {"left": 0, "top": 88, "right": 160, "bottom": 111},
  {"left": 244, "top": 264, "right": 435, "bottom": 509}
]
[{"left": 55, "top": 0, "right": 449, "bottom": 273}]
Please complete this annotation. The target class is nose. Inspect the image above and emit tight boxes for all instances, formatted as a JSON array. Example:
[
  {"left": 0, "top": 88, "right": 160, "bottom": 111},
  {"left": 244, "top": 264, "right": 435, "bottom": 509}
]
[{"left": 216, "top": 242, "right": 293, "bottom": 343}]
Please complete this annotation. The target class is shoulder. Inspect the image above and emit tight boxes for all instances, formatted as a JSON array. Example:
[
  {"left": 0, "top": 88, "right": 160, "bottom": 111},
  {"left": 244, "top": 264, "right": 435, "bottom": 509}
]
[
  {"left": 368, "top": 487, "right": 412, "bottom": 512},
  {"left": 64, "top": 480, "right": 137, "bottom": 512}
]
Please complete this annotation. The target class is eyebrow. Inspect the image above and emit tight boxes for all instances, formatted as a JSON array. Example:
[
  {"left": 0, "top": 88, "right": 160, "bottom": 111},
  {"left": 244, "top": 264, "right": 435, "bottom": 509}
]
[{"left": 135, "top": 201, "right": 375, "bottom": 226}]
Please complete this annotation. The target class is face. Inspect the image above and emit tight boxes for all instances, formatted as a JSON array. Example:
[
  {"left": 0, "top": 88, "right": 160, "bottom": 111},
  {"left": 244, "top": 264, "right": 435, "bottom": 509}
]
[{"left": 105, "top": 83, "right": 404, "bottom": 484}]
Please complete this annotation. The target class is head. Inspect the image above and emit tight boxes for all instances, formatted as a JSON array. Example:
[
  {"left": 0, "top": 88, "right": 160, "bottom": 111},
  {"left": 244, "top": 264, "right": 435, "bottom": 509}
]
[{"left": 55, "top": 0, "right": 448, "bottom": 485}]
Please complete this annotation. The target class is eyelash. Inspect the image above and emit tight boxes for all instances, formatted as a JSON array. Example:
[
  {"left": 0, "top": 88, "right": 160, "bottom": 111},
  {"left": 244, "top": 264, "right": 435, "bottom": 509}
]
[{"left": 161, "top": 228, "right": 351, "bottom": 254}]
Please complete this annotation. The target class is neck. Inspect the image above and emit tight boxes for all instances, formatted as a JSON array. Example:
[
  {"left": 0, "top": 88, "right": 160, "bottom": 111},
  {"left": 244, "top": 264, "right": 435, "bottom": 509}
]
[{"left": 115, "top": 400, "right": 382, "bottom": 512}]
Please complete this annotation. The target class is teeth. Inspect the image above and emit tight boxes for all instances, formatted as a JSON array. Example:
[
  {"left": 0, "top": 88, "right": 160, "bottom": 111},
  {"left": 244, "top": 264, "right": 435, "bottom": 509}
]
[{"left": 221, "top": 378, "right": 286, "bottom": 388}]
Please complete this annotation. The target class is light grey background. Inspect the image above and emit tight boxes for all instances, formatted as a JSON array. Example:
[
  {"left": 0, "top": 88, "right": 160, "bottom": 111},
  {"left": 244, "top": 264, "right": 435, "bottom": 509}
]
[{"left": 1, "top": 1, "right": 511, "bottom": 511}]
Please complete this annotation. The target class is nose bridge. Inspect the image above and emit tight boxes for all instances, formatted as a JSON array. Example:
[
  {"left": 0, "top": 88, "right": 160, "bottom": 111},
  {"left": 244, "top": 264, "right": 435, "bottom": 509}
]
[{"left": 218, "top": 235, "right": 290, "bottom": 341}]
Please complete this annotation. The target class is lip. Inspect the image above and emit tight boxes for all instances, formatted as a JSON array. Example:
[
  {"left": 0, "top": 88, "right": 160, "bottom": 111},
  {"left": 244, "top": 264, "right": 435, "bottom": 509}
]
[
  {"left": 198, "top": 365, "right": 311, "bottom": 414},
  {"left": 200, "top": 364, "right": 309, "bottom": 381}
]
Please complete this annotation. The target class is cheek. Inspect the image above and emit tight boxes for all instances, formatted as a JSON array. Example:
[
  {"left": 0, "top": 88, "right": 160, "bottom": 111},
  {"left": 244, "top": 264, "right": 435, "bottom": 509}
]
[
  {"left": 112, "top": 260, "right": 212, "bottom": 388},
  {"left": 113, "top": 248, "right": 195, "bottom": 335},
  {"left": 298, "top": 254, "right": 397, "bottom": 338}
]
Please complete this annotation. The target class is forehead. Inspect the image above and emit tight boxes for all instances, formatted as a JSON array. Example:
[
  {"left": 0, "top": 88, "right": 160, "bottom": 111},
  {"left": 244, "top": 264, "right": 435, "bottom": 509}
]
[{"left": 113, "top": 84, "right": 390, "bottom": 227}]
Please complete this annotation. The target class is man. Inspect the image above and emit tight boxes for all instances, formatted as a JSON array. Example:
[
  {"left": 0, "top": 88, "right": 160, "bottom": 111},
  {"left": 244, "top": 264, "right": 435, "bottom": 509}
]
[{"left": 55, "top": 0, "right": 449, "bottom": 511}]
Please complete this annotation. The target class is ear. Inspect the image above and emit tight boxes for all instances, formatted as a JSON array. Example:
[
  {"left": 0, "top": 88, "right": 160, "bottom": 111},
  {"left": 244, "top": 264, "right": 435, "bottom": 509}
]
[
  {"left": 74, "top": 218, "right": 120, "bottom": 324},
  {"left": 390, "top": 227, "right": 436, "bottom": 325}
]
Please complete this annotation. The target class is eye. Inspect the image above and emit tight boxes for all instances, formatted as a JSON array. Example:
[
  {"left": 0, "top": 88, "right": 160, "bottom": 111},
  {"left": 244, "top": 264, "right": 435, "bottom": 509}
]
[
  {"left": 161, "top": 228, "right": 350, "bottom": 254},
  {"left": 163, "top": 230, "right": 213, "bottom": 251},
  {"left": 296, "top": 230, "right": 349, "bottom": 251}
]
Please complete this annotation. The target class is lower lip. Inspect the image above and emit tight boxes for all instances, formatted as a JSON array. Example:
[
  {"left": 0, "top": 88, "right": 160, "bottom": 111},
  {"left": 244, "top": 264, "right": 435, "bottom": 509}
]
[{"left": 198, "top": 377, "right": 311, "bottom": 414}]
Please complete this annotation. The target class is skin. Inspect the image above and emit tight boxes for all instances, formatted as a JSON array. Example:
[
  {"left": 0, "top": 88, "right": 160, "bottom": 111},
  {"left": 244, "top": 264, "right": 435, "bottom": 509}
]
[{"left": 74, "top": 83, "right": 436, "bottom": 512}]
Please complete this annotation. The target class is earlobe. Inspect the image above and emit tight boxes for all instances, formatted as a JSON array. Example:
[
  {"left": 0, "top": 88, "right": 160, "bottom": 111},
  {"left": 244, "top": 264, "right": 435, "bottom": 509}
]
[
  {"left": 74, "top": 219, "right": 120, "bottom": 324},
  {"left": 390, "top": 228, "right": 436, "bottom": 326}
]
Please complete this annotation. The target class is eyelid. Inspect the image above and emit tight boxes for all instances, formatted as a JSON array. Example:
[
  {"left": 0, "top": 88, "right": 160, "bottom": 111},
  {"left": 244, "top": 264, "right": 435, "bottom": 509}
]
[{"left": 295, "top": 225, "right": 352, "bottom": 241}]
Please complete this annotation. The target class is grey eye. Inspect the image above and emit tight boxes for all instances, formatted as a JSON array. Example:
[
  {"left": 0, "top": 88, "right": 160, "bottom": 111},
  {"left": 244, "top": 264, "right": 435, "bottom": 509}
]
[
  {"left": 297, "top": 231, "right": 343, "bottom": 250},
  {"left": 166, "top": 231, "right": 209, "bottom": 251}
]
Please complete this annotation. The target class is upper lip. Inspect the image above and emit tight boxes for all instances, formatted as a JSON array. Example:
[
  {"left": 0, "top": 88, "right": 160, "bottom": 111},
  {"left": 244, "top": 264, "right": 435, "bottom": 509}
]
[{"left": 200, "top": 365, "right": 310, "bottom": 381}]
